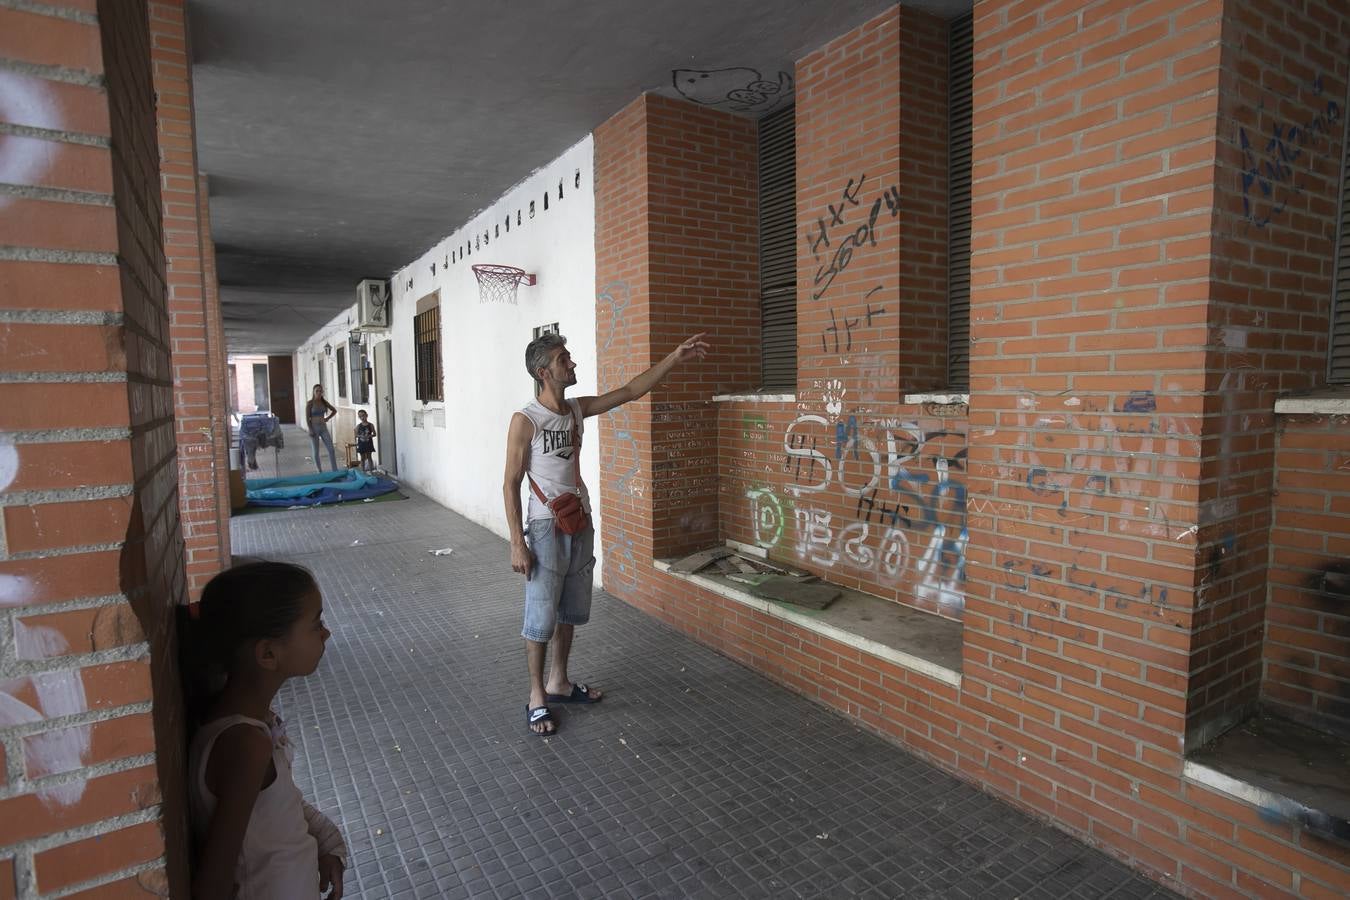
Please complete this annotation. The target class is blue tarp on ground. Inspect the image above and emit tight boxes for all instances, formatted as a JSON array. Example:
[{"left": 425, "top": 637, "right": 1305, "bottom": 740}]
[{"left": 244, "top": 469, "right": 399, "bottom": 507}]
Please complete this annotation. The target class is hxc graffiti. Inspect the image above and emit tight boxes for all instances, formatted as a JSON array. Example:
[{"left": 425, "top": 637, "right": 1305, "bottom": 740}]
[{"left": 805, "top": 175, "right": 901, "bottom": 300}]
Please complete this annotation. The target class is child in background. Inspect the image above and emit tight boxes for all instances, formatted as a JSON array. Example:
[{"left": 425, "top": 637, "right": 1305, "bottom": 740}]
[
  {"left": 354, "top": 410, "right": 377, "bottom": 473},
  {"left": 182, "top": 561, "right": 347, "bottom": 900}
]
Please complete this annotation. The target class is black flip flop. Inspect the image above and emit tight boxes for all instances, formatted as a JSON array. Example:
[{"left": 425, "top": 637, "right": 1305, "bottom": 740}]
[
  {"left": 546, "top": 682, "right": 602, "bottom": 704},
  {"left": 526, "top": 705, "right": 556, "bottom": 736}
]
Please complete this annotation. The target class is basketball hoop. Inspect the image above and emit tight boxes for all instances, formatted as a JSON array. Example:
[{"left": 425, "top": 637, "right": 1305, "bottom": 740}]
[{"left": 471, "top": 263, "right": 536, "bottom": 304}]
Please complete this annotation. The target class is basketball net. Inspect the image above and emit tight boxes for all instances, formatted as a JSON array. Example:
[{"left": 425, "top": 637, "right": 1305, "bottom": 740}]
[{"left": 472, "top": 264, "right": 533, "bottom": 304}]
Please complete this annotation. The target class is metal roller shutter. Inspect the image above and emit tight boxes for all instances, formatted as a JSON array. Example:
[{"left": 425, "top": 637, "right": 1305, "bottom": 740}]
[
  {"left": 948, "top": 13, "right": 973, "bottom": 390},
  {"left": 759, "top": 104, "right": 797, "bottom": 391},
  {"left": 1330, "top": 100, "right": 1350, "bottom": 383}
]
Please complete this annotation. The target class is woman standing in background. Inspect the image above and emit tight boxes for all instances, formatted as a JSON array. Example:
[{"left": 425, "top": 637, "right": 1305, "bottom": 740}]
[{"left": 305, "top": 384, "right": 338, "bottom": 472}]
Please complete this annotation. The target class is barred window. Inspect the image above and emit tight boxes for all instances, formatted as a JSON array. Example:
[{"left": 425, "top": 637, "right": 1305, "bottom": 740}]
[
  {"left": 349, "top": 337, "right": 368, "bottom": 404},
  {"left": 414, "top": 294, "right": 442, "bottom": 402},
  {"left": 336, "top": 346, "right": 347, "bottom": 398}
]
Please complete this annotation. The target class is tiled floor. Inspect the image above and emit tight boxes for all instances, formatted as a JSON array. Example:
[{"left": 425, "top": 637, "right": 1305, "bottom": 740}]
[{"left": 231, "top": 434, "right": 1180, "bottom": 899}]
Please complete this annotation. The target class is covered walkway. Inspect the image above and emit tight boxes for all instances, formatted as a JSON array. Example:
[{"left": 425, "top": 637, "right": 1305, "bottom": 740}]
[{"left": 232, "top": 454, "right": 1176, "bottom": 899}]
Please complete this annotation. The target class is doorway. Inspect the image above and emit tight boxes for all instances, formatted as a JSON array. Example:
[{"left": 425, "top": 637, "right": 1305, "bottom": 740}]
[
  {"left": 374, "top": 340, "right": 397, "bottom": 475},
  {"left": 268, "top": 355, "right": 295, "bottom": 423}
]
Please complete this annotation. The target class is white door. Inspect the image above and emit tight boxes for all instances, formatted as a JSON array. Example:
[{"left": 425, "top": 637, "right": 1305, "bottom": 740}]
[{"left": 374, "top": 340, "right": 397, "bottom": 475}]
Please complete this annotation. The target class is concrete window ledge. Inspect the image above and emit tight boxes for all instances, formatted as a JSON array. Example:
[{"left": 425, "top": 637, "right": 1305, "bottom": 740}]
[
  {"left": 1273, "top": 390, "right": 1350, "bottom": 415},
  {"left": 711, "top": 392, "right": 795, "bottom": 403},
  {"left": 654, "top": 542, "right": 962, "bottom": 689},
  {"left": 1183, "top": 715, "right": 1350, "bottom": 844},
  {"left": 904, "top": 392, "right": 970, "bottom": 405}
]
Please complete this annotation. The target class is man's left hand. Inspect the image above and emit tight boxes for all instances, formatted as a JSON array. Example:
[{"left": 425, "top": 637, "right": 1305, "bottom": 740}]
[
  {"left": 674, "top": 333, "right": 711, "bottom": 363},
  {"left": 319, "top": 854, "right": 344, "bottom": 899}
]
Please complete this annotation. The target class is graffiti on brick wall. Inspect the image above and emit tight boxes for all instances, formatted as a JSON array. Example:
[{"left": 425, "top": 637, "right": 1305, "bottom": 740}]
[
  {"left": 1237, "top": 74, "right": 1341, "bottom": 229},
  {"left": 0, "top": 642, "right": 92, "bottom": 805},
  {"left": 598, "top": 281, "right": 643, "bottom": 499},
  {"left": 781, "top": 414, "right": 968, "bottom": 614},
  {"left": 805, "top": 175, "right": 901, "bottom": 300},
  {"left": 746, "top": 486, "right": 788, "bottom": 549},
  {"left": 986, "top": 390, "right": 1211, "bottom": 619},
  {"left": 819, "top": 290, "right": 889, "bottom": 354},
  {"left": 1000, "top": 392, "right": 1191, "bottom": 538},
  {"left": 598, "top": 280, "right": 642, "bottom": 593},
  {"left": 0, "top": 72, "right": 62, "bottom": 209},
  {"left": 672, "top": 67, "right": 793, "bottom": 113}
]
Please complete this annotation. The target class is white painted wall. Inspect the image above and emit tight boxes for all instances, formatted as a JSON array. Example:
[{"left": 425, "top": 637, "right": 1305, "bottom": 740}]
[
  {"left": 294, "top": 308, "right": 381, "bottom": 466},
  {"left": 388, "top": 137, "right": 601, "bottom": 570}
]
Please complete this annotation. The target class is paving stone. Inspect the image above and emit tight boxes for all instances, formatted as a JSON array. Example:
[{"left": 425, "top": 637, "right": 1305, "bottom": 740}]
[{"left": 231, "top": 439, "right": 1181, "bottom": 899}]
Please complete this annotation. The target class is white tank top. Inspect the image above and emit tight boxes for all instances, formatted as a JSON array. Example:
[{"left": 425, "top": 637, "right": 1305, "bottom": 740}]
[
  {"left": 188, "top": 714, "right": 321, "bottom": 900},
  {"left": 521, "top": 397, "right": 590, "bottom": 521}
]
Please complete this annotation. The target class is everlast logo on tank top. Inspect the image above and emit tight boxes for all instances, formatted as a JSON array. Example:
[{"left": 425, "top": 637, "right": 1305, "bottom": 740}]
[{"left": 541, "top": 428, "right": 574, "bottom": 458}]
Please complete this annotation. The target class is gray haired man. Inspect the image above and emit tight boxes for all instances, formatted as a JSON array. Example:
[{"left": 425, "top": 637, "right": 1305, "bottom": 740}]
[{"left": 503, "top": 331, "right": 710, "bottom": 735}]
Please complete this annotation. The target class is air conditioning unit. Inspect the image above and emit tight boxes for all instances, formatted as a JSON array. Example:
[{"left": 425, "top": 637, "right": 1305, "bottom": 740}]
[{"left": 356, "top": 279, "right": 390, "bottom": 329}]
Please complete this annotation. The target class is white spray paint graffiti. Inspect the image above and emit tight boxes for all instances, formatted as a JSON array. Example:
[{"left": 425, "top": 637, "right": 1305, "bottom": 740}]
[
  {"left": 0, "top": 629, "right": 92, "bottom": 806},
  {"left": 0, "top": 72, "right": 63, "bottom": 208},
  {"left": 1003, "top": 391, "right": 1193, "bottom": 540},
  {"left": 783, "top": 414, "right": 966, "bottom": 610},
  {"left": 0, "top": 440, "right": 18, "bottom": 492},
  {"left": 598, "top": 281, "right": 642, "bottom": 593},
  {"left": 745, "top": 486, "right": 786, "bottom": 549},
  {"left": 598, "top": 281, "right": 643, "bottom": 499}
]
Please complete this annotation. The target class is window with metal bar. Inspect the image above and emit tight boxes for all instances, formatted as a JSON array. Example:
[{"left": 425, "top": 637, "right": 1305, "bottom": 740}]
[
  {"left": 948, "top": 12, "right": 973, "bottom": 390},
  {"left": 759, "top": 104, "right": 797, "bottom": 391},
  {"left": 414, "top": 302, "right": 443, "bottom": 402},
  {"left": 349, "top": 337, "right": 368, "bottom": 404},
  {"left": 336, "top": 346, "right": 347, "bottom": 398}
]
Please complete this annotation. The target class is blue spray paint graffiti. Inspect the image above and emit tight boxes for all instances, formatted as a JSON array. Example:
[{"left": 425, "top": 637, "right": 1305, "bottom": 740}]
[{"left": 1238, "top": 75, "right": 1341, "bottom": 229}]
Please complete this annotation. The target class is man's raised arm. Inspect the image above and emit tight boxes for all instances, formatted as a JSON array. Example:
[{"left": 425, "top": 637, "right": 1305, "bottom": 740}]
[{"left": 576, "top": 333, "right": 711, "bottom": 419}]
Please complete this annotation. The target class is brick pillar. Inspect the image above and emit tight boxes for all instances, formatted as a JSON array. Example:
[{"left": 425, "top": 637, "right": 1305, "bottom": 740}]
[
  {"left": 796, "top": 5, "right": 908, "bottom": 403},
  {"left": 1189, "top": 0, "right": 1350, "bottom": 747},
  {"left": 0, "top": 0, "right": 188, "bottom": 895},
  {"left": 595, "top": 93, "right": 760, "bottom": 591},
  {"left": 151, "top": 0, "right": 229, "bottom": 599},
  {"left": 963, "top": 0, "right": 1222, "bottom": 863},
  {"left": 199, "top": 174, "right": 232, "bottom": 558}
]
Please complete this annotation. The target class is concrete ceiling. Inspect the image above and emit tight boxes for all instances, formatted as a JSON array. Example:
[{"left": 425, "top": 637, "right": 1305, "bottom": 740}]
[{"left": 188, "top": 0, "right": 971, "bottom": 354}]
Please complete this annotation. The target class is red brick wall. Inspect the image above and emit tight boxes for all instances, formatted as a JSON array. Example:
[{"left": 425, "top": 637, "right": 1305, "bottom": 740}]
[
  {"left": 1189, "top": 0, "right": 1350, "bottom": 748},
  {"left": 1267, "top": 415, "right": 1350, "bottom": 737},
  {"left": 646, "top": 95, "right": 760, "bottom": 559},
  {"left": 151, "top": 0, "right": 229, "bottom": 600},
  {"left": 594, "top": 94, "right": 760, "bottom": 580},
  {"left": 965, "top": 0, "right": 1216, "bottom": 808},
  {"left": 594, "top": 96, "right": 656, "bottom": 602},
  {"left": 199, "top": 174, "right": 232, "bottom": 559},
  {"left": 1175, "top": 0, "right": 1350, "bottom": 753},
  {"left": 898, "top": 7, "right": 952, "bottom": 390},
  {"left": 0, "top": 0, "right": 185, "bottom": 894},
  {"left": 714, "top": 6, "right": 972, "bottom": 617},
  {"left": 593, "top": 1, "right": 1350, "bottom": 896}
]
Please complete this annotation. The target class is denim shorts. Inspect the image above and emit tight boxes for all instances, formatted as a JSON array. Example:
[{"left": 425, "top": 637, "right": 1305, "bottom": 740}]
[{"left": 522, "top": 518, "right": 595, "bottom": 642}]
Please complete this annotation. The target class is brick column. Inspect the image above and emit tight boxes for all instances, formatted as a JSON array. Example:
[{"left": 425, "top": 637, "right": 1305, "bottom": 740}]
[
  {"left": 1189, "top": 0, "right": 1350, "bottom": 748},
  {"left": 199, "top": 174, "right": 231, "bottom": 556},
  {"left": 595, "top": 93, "right": 760, "bottom": 594},
  {"left": 963, "top": 0, "right": 1223, "bottom": 870},
  {"left": 151, "top": 0, "right": 229, "bottom": 599},
  {"left": 796, "top": 6, "right": 908, "bottom": 403},
  {"left": 0, "top": 0, "right": 188, "bottom": 894}
]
